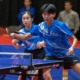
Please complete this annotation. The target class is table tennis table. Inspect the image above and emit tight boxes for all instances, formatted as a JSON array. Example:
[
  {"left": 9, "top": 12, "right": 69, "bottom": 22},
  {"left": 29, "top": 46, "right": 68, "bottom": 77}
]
[{"left": 0, "top": 52, "right": 64, "bottom": 80}]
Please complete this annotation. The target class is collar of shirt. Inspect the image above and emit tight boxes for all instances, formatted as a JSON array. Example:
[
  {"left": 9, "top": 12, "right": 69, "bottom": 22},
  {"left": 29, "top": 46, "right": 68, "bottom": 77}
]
[
  {"left": 24, "top": 6, "right": 32, "bottom": 11},
  {"left": 65, "top": 9, "right": 72, "bottom": 13},
  {"left": 23, "top": 24, "right": 33, "bottom": 32},
  {"left": 44, "top": 20, "right": 56, "bottom": 29}
]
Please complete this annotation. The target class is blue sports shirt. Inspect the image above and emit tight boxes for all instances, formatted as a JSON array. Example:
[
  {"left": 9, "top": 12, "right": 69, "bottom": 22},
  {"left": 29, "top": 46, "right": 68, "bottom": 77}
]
[
  {"left": 18, "top": 24, "right": 42, "bottom": 50},
  {"left": 30, "top": 20, "right": 75, "bottom": 57}
]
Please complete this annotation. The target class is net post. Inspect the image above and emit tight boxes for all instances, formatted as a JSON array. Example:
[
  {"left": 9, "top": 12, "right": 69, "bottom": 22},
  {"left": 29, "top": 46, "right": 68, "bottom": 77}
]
[{"left": 30, "top": 53, "right": 33, "bottom": 66}]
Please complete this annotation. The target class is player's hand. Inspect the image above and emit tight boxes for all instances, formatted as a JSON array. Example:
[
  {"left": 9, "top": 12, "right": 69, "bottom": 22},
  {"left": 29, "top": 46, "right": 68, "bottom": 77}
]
[
  {"left": 36, "top": 42, "right": 44, "bottom": 49},
  {"left": 10, "top": 33, "right": 15, "bottom": 38},
  {"left": 68, "top": 47, "right": 74, "bottom": 55},
  {"left": 12, "top": 39, "right": 20, "bottom": 49},
  {"left": 12, "top": 39, "right": 19, "bottom": 45},
  {"left": 36, "top": 41, "right": 46, "bottom": 49}
]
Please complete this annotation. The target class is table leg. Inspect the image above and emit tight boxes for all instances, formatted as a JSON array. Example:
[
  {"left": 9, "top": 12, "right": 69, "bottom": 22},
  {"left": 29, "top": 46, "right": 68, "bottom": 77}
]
[
  {"left": 22, "top": 70, "right": 26, "bottom": 80},
  {"left": 1, "top": 74, "right": 6, "bottom": 80},
  {"left": 38, "top": 69, "right": 44, "bottom": 80}
]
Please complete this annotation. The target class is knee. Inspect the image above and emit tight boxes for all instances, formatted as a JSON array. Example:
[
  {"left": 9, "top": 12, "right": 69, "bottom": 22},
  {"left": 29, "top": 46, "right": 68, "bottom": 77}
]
[
  {"left": 18, "top": 75, "right": 22, "bottom": 80},
  {"left": 32, "top": 76, "right": 38, "bottom": 80},
  {"left": 43, "top": 72, "right": 52, "bottom": 80},
  {"left": 78, "top": 68, "right": 80, "bottom": 75},
  {"left": 79, "top": 69, "right": 80, "bottom": 75},
  {"left": 71, "top": 64, "right": 80, "bottom": 76}
]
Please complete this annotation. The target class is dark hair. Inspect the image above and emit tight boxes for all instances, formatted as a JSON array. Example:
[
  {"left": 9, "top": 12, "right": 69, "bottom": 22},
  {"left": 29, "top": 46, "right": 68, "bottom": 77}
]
[
  {"left": 40, "top": 4, "right": 57, "bottom": 14},
  {"left": 24, "top": 0, "right": 32, "bottom": 2},
  {"left": 65, "top": 1, "right": 72, "bottom": 5},
  {"left": 21, "top": 11, "right": 33, "bottom": 28},
  {"left": 22, "top": 11, "right": 33, "bottom": 18}
]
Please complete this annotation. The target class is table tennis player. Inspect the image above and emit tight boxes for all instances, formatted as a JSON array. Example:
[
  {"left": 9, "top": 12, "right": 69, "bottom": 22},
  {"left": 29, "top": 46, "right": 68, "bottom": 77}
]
[
  {"left": 11, "top": 11, "right": 46, "bottom": 80},
  {"left": 10, "top": 4, "right": 80, "bottom": 80}
]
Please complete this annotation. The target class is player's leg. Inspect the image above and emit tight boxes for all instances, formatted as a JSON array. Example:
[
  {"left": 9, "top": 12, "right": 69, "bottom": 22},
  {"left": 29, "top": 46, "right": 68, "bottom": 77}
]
[
  {"left": 18, "top": 72, "right": 21, "bottom": 80},
  {"left": 42, "top": 56, "right": 55, "bottom": 80},
  {"left": 18, "top": 71, "right": 28, "bottom": 80},
  {"left": 32, "top": 70, "right": 38, "bottom": 80},
  {"left": 43, "top": 68, "right": 52, "bottom": 80},
  {"left": 70, "top": 56, "right": 80, "bottom": 75},
  {"left": 71, "top": 63, "right": 80, "bottom": 75},
  {"left": 18, "top": 75, "right": 21, "bottom": 80},
  {"left": 64, "top": 56, "right": 80, "bottom": 75},
  {"left": 32, "top": 56, "right": 52, "bottom": 80},
  {"left": 32, "top": 48, "right": 46, "bottom": 80},
  {"left": 32, "top": 69, "right": 52, "bottom": 80}
]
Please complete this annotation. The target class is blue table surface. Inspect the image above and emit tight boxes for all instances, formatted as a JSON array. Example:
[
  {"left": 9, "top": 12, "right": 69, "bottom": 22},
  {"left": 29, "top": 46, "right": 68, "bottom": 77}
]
[{"left": 0, "top": 58, "right": 63, "bottom": 68}]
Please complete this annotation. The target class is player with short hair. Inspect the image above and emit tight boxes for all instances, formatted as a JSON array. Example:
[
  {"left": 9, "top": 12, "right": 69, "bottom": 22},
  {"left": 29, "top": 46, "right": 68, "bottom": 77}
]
[{"left": 10, "top": 4, "right": 80, "bottom": 80}]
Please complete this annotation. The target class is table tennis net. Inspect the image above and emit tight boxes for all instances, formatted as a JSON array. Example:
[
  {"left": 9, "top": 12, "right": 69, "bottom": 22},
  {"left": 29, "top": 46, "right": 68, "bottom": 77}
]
[{"left": 0, "top": 52, "right": 32, "bottom": 66}]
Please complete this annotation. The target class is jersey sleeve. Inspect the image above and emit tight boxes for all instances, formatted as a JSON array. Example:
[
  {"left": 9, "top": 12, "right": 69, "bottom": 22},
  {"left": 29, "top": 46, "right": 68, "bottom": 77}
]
[
  {"left": 17, "top": 40, "right": 23, "bottom": 45},
  {"left": 61, "top": 22, "right": 73, "bottom": 36},
  {"left": 30, "top": 26, "right": 43, "bottom": 37}
]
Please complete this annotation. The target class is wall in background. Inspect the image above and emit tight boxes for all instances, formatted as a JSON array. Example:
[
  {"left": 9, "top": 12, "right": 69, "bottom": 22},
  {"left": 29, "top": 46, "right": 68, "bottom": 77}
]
[{"left": 0, "top": 0, "right": 80, "bottom": 39}]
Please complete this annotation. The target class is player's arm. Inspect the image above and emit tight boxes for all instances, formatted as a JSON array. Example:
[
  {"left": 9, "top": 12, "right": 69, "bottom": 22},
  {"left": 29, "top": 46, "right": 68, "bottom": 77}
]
[
  {"left": 36, "top": 41, "right": 46, "bottom": 49},
  {"left": 62, "top": 23, "right": 78, "bottom": 49},
  {"left": 71, "top": 35, "right": 78, "bottom": 49},
  {"left": 61, "top": 23, "right": 78, "bottom": 55},
  {"left": 10, "top": 33, "right": 32, "bottom": 40},
  {"left": 68, "top": 35, "right": 78, "bottom": 54},
  {"left": 10, "top": 25, "right": 41, "bottom": 40},
  {"left": 12, "top": 39, "right": 21, "bottom": 49}
]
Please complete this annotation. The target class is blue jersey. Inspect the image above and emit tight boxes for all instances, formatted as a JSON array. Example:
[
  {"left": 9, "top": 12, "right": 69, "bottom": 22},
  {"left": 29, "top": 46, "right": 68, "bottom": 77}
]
[
  {"left": 30, "top": 20, "right": 75, "bottom": 57},
  {"left": 18, "top": 24, "right": 42, "bottom": 50},
  {"left": 18, "top": 7, "right": 35, "bottom": 24}
]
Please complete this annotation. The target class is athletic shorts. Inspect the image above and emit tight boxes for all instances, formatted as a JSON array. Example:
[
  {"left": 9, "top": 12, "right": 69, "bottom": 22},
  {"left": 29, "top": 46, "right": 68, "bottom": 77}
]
[
  {"left": 44, "top": 56, "right": 80, "bottom": 69},
  {"left": 24, "top": 47, "right": 46, "bottom": 59}
]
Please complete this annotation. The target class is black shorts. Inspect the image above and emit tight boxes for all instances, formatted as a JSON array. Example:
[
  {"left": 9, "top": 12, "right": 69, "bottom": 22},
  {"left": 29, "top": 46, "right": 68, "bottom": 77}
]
[
  {"left": 24, "top": 48, "right": 46, "bottom": 59},
  {"left": 44, "top": 56, "right": 80, "bottom": 69}
]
